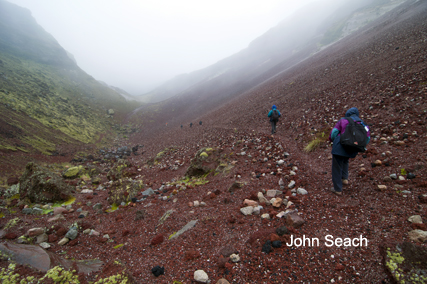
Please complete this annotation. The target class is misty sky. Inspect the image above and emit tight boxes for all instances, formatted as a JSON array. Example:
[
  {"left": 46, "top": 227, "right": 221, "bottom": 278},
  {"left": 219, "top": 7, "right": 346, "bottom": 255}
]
[{"left": 8, "top": 0, "right": 319, "bottom": 95}]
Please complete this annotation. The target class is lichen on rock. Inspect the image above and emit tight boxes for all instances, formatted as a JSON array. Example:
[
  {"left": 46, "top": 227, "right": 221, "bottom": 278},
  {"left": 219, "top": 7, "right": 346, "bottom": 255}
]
[
  {"left": 19, "top": 162, "right": 73, "bottom": 203},
  {"left": 185, "top": 147, "right": 222, "bottom": 177},
  {"left": 382, "top": 242, "right": 427, "bottom": 283},
  {"left": 108, "top": 178, "right": 143, "bottom": 205}
]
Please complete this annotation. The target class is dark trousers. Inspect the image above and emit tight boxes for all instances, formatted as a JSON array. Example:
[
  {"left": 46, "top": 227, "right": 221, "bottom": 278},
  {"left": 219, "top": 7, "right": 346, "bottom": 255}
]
[
  {"left": 270, "top": 121, "right": 277, "bottom": 134},
  {"left": 332, "top": 154, "right": 349, "bottom": 192}
]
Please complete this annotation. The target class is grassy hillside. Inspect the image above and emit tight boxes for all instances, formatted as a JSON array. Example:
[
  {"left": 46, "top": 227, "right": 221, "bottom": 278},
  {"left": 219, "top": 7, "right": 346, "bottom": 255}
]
[{"left": 0, "top": 0, "right": 142, "bottom": 155}]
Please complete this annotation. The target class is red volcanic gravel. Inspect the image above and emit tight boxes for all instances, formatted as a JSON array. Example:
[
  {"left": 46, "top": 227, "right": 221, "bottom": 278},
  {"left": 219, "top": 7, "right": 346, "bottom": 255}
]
[{"left": 1, "top": 1, "right": 427, "bottom": 283}]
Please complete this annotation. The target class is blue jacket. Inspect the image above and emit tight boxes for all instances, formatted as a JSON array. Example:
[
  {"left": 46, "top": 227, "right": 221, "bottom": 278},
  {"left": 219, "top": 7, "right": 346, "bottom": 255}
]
[
  {"left": 268, "top": 105, "right": 281, "bottom": 121},
  {"left": 329, "top": 107, "right": 370, "bottom": 158}
]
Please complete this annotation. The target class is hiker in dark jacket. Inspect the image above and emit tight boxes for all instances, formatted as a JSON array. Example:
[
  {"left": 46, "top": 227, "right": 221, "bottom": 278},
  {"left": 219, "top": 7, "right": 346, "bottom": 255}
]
[
  {"left": 267, "top": 105, "right": 281, "bottom": 134},
  {"left": 329, "top": 107, "right": 370, "bottom": 195}
]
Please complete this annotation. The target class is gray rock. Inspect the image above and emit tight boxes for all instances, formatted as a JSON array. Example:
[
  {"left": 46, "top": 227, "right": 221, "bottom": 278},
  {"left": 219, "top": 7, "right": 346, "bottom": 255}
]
[
  {"left": 408, "top": 230, "right": 427, "bottom": 242},
  {"left": 288, "top": 180, "right": 296, "bottom": 189},
  {"left": 32, "top": 208, "right": 43, "bottom": 215},
  {"left": 257, "top": 192, "right": 270, "bottom": 205},
  {"left": 78, "top": 211, "right": 89, "bottom": 218},
  {"left": 194, "top": 270, "right": 209, "bottom": 283},
  {"left": 261, "top": 213, "right": 271, "bottom": 219},
  {"left": 142, "top": 188, "right": 155, "bottom": 196},
  {"left": 297, "top": 188, "right": 308, "bottom": 195},
  {"left": 22, "top": 208, "right": 33, "bottom": 215},
  {"left": 253, "top": 206, "right": 261, "bottom": 215},
  {"left": 65, "top": 228, "right": 78, "bottom": 240},
  {"left": 27, "top": 228, "right": 44, "bottom": 237},
  {"left": 36, "top": 233, "right": 48, "bottom": 244},
  {"left": 408, "top": 215, "right": 423, "bottom": 224},
  {"left": 58, "top": 237, "right": 69, "bottom": 246},
  {"left": 93, "top": 203, "right": 103, "bottom": 210},
  {"left": 230, "top": 253, "right": 240, "bottom": 263},
  {"left": 5, "top": 184, "right": 19, "bottom": 198},
  {"left": 39, "top": 242, "right": 51, "bottom": 249},
  {"left": 169, "top": 220, "right": 198, "bottom": 240},
  {"left": 240, "top": 206, "right": 254, "bottom": 216}
]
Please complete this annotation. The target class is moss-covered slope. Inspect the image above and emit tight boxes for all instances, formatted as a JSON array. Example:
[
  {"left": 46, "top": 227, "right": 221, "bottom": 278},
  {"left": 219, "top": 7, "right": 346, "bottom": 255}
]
[{"left": 0, "top": 0, "right": 142, "bottom": 153}]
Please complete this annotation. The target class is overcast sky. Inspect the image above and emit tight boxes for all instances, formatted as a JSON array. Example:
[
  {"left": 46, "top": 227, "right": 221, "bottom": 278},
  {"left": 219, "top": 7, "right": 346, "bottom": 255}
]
[{"left": 8, "top": 0, "right": 318, "bottom": 95}]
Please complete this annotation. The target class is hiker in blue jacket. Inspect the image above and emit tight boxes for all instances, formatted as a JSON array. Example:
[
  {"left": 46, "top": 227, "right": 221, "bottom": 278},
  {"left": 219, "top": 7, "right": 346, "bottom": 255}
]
[
  {"left": 328, "top": 107, "right": 371, "bottom": 195},
  {"left": 267, "top": 105, "right": 281, "bottom": 134}
]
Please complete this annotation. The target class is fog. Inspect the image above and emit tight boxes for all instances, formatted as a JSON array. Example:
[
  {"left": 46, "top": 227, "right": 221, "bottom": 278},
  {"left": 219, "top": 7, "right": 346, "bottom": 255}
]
[{"left": 8, "top": 0, "right": 332, "bottom": 95}]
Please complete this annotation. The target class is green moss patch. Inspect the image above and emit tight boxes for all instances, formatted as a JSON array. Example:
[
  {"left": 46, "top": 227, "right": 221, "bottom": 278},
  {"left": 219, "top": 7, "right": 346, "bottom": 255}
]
[{"left": 383, "top": 242, "right": 427, "bottom": 283}]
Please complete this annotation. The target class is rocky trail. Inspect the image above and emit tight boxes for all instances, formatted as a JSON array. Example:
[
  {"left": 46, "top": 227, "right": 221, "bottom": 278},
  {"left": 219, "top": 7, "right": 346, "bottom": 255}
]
[{"left": 1, "top": 0, "right": 427, "bottom": 283}]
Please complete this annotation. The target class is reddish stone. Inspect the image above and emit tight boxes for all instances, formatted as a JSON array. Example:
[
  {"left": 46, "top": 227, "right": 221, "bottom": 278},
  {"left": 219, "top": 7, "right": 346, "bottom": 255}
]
[
  {"left": 28, "top": 228, "right": 44, "bottom": 237},
  {"left": 122, "top": 230, "right": 130, "bottom": 237},
  {"left": 335, "top": 264, "right": 345, "bottom": 271},
  {"left": 218, "top": 256, "right": 228, "bottom": 268},
  {"left": 80, "top": 222, "right": 91, "bottom": 230},
  {"left": 286, "top": 213, "right": 305, "bottom": 228},
  {"left": 86, "top": 195, "right": 93, "bottom": 200},
  {"left": 4, "top": 233, "right": 17, "bottom": 239},
  {"left": 288, "top": 195, "right": 301, "bottom": 203},
  {"left": 270, "top": 233, "right": 280, "bottom": 242},
  {"left": 68, "top": 239, "right": 79, "bottom": 246},
  {"left": 98, "top": 237, "right": 108, "bottom": 243},
  {"left": 150, "top": 234, "right": 164, "bottom": 246},
  {"left": 48, "top": 234, "right": 58, "bottom": 242},
  {"left": 57, "top": 227, "right": 67, "bottom": 236},
  {"left": 184, "top": 250, "right": 201, "bottom": 261},
  {"left": 224, "top": 262, "right": 233, "bottom": 270}
]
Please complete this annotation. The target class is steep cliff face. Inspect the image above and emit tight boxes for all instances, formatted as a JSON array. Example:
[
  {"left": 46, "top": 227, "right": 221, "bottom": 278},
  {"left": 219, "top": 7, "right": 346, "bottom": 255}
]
[{"left": 0, "top": 0, "right": 140, "bottom": 158}]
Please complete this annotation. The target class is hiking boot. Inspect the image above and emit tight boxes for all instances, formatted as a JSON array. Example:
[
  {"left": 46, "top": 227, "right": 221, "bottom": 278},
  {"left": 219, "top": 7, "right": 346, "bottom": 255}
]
[
  {"left": 342, "top": 179, "right": 349, "bottom": 185},
  {"left": 330, "top": 187, "right": 342, "bottom": 196}
]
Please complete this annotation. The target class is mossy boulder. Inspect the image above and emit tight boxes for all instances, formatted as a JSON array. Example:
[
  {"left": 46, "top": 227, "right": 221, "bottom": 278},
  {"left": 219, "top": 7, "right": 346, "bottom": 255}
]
[
  {"left": 107, "top": 159, "right": 136, "bottom": 181},
  {"left": 62, "top": 166, "right": 84, "bottom": 179},
  {"left": 215, "top": 163, "right": 234, "bottom": 176},
  {"left": 19, "top": 162, "right": 73, "bottom": 203},
  {"left": 381, "top": 242, "right": 427, "bottom": 283},
  {"left": 185, "top": 147, "right": 220, "bottom": 177},
  {"left": 108, "top": 178, "right": 144, "bottom": 205}
]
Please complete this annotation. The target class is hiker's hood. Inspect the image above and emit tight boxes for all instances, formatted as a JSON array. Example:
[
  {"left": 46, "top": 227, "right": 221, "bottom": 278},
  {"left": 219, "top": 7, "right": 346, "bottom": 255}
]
[
  {"left": 345, "top": 107, "right": 359, "bottom": 118},
  {"left": 272, "top": 105, "right": 277, "bottom": 110}
]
